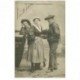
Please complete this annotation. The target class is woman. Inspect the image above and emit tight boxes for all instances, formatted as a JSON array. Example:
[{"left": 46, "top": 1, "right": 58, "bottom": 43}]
[
  {"left": 20, "top": 19, "right": 32, "bottom": 55},
  {"left": 20, "top": 19, "right": 31, "bottom": 36},
  {"left": 27, "top": 18, "right": 44, "bottom": 72}
]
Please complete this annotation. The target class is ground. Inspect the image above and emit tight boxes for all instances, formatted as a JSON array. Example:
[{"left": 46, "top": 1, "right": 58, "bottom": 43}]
[
  {"left": 15, "top": 40, "right": 65, "bottom": 77},
  {"left": 15, "top": 56, "right": 65, "bottom": 77}
]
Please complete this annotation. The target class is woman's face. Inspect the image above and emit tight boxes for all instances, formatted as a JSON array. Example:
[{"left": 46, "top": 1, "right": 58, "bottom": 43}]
[
  {"left": 23, "top": 22, "right": 30, "bottom": 28},
  {"left": 34, "top": 19, "right": 40, "bottom": 24}
]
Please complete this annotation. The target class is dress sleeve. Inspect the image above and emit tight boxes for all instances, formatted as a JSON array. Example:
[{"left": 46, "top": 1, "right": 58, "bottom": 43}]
[
  {"left": 27, "top": 27, "right": 35, "bottom": 42},
  {"left": 33, "top": 26, "right": 41, "bottom": 36},
  {"left": 20, "top": 27, "right": 26, "bottom": 35}
]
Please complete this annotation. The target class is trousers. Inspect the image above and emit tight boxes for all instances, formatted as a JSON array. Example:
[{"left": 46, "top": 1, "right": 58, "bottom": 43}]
[{"left": 48, "top": 42, "right": 58, "bottom": 69}]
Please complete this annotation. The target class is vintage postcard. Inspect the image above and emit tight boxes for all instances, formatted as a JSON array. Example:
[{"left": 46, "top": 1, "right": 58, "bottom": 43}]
[{"left": 15, "top": 1, "right": 65, "bottom": 77}]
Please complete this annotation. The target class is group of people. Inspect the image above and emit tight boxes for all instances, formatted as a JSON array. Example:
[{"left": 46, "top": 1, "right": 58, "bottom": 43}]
[{"left": 20, "top": 15, "right": 60, "bottom": 72}]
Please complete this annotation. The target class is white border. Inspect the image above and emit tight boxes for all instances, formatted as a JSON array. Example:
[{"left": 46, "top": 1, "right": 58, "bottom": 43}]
[{"left": 0, "top": 0, "right": 80, "bottom": 80}]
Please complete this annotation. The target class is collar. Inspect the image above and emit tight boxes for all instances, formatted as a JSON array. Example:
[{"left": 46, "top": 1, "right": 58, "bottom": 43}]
[{"left": 33, "top": 24, "right": 42, "bottom": 32}]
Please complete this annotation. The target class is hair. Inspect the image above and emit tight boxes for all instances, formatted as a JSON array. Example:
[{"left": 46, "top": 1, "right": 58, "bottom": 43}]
[
  {"left": 21, "top": 19, "right": 31, "bottom": 26},
  {"left": 33, "top": 18, "right": 41, "bottom": 22}
]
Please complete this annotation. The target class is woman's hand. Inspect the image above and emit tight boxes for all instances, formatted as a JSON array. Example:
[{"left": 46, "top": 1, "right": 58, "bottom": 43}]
[{"left": 40, "top": 34, "right": 47, "bottom": 39}]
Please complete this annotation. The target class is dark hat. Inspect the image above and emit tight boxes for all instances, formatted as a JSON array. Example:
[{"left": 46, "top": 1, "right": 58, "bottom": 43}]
[
  {"left": 45, "top": 15, "right": 55, "bottom": 20},
  {"left": 21, "top": 19, "right": 29, "bottom": 23},
  {"left": 33, "top": 17, "right": 41, "bottom": 22},
  {"left": 21, "top": 19, "right": 31, "bottom": 26}
]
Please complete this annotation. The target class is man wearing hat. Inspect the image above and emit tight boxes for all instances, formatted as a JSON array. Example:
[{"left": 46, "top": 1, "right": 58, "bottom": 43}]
[{"left": 44, "top": 15, "right": 60, "bottom": 71}]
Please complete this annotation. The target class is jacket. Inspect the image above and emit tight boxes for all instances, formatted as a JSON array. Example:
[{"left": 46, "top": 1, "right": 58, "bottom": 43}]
[{"left": 47, "top": 22, "right": 60, "bottom": 43}]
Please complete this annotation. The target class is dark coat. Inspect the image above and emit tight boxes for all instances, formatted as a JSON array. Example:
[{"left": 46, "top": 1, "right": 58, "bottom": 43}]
[
  {"left": 41, "top": 22, "right": 60, "bottom": 44},
  {"left": 47, "top": 22, "right": 60, "bottom": 43}
]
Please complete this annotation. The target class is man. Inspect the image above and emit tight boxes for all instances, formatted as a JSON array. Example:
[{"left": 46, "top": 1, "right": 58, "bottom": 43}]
[{"left": 44, "top": 15, "right": 60, "bottom": 71}]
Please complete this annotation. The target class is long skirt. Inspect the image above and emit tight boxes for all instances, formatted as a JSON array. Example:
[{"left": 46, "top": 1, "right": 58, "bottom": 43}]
[{"left": 27, "top": 37, "right": 44, "bottom": 63}]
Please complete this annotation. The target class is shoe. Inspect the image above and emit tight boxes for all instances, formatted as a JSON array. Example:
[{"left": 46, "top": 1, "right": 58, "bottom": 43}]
[{"left": 30, "top": 69, "right": 35, "bottom": 73}]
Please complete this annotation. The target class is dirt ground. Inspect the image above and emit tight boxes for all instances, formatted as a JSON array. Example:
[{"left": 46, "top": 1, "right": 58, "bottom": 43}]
[
  {"left": 15, "top": 56, "right": 65, "bottom": 77},
  {"left": 15, "top": 39, "right": 65, "bottom": 77}
]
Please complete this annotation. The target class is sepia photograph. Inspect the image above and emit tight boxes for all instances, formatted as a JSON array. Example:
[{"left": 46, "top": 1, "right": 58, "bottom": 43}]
[{"left": 15, "top": 1, "right": 65, "bottom": 77}]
